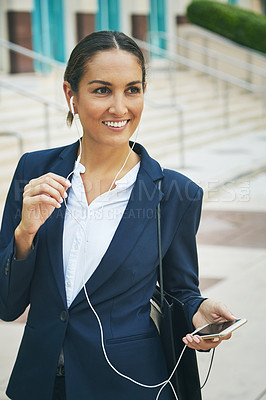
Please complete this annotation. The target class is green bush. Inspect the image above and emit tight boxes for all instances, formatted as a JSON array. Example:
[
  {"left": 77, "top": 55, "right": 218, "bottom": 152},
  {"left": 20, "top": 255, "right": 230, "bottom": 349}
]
[{"left": 186, "top": 0, "right": 266, "bottom": 54}]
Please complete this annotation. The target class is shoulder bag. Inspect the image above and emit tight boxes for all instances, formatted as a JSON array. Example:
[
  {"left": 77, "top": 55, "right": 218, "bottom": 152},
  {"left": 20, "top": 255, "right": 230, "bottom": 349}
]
[{"left": 150, "top": 178, "right": 202, "bottom": 400}]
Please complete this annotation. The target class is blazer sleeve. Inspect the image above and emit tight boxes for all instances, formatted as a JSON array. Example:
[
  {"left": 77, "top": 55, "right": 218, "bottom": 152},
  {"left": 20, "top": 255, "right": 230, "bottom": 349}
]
[
  {"left": 161, "top": 176, "right": 206, "bottom": 329},
  {"left": 0, "top": 153, "right": 38, "bottom": 321}
]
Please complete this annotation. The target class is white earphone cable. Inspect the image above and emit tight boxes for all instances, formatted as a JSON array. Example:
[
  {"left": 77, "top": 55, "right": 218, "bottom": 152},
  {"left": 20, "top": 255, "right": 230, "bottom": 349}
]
[{"left": 64, "top": 98, "right": 187, "bottom": 399}]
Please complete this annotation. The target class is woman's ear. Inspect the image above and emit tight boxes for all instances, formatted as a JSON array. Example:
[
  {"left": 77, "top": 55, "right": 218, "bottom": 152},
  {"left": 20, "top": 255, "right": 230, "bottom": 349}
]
[
  {"left": 63, "top": 81, "right": 74, "bottom": 108},
  {"left": 63, "top": 82, "right": 76, "bottom": 126}
]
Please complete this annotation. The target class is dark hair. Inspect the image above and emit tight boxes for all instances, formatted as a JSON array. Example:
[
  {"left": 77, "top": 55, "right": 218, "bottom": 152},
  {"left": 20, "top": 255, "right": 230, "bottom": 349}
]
[{"left": 64, "top": 31, "right": 146, "bottom": 126}]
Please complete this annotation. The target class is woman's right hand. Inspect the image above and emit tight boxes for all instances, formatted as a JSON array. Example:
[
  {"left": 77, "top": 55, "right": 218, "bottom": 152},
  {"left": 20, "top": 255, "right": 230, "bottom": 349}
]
[{"left": 14, "top": 173, "right": 71, "bottom": 259}]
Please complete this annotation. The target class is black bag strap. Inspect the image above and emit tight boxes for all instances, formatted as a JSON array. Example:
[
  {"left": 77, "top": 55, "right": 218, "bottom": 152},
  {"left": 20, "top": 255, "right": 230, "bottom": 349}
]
[
  {"left": 156, "top": 178, "right": 164, "bottom": 309},
  {"left": 156, "top": 178, "right": 215, "bottom": 393}
]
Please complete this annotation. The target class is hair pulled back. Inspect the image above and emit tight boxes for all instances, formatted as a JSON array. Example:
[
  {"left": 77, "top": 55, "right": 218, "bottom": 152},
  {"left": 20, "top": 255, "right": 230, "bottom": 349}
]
[{"left": 64, "top": 31, "right": 146, "bottom": 126}]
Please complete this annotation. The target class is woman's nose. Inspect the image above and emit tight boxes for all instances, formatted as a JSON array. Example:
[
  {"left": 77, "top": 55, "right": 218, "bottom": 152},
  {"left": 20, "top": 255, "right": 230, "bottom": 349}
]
[{"left": 109, "top": 94, "right": 128, "bottom": 116}]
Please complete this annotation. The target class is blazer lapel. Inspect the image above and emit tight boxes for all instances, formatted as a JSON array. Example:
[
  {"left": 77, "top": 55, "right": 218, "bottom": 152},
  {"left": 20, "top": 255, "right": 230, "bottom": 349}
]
[
  {"left": 44, "top": 141, "right": 79, "bottom": 306},
  {"left": 70, "top": 144, "right": 164, "bottom": 309}
]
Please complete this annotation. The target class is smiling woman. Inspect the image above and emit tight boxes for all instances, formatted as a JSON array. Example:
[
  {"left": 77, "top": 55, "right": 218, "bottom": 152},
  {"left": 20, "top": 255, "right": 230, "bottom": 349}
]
[
  {"left": 63, "top": 49, "right": 144, "bottom": 152},
  {"left": 64, "top": 31, "right": 146, "bottom": 127},
  {"left": 0, "top": 31, "right": 236, "bottom": 400},
  {"left": 63, "top": 46, "right": 145, "bottom": 204}
]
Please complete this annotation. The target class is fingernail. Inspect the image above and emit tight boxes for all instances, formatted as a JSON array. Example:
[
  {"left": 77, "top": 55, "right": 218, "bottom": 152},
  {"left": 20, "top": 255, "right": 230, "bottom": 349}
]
[
  {"left": 183, "top": 338, "right": 188, "bottom": 345},
  {"left": 59, "top": 197, "right": 63, "bottom": 203},
  {"left": 56, "top": 202, "right": 61, "bottom": 208},
  {"left": 66, "top": 180, "right": 71, "bottom": 187},
  {"left": 213, "top": 338, "right": 220, "bottom": 342},
  {"left": 194, "top": 336, "right": 200, "bottom": 344},
  {"left": 64, "top": 192, "right": 68, "bottom": 198},
  {"left": 188, "top": 336, "right": 193, "bottom": 343}
]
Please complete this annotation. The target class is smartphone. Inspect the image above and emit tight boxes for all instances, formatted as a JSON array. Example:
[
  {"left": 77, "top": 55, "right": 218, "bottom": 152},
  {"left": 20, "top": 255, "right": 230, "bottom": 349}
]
[{"left": 192, "top": 318, "right": 247, "bottom": 339}]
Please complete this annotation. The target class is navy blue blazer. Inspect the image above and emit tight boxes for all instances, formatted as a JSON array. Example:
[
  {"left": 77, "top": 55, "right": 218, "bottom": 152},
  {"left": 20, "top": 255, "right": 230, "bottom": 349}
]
[{"left": 0, "top": 141, "right": 204, "bottom": 400}]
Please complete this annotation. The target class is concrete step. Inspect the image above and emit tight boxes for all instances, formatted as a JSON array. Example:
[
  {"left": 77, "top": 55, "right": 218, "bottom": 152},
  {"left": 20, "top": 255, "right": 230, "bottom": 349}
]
[
  {"left": 140, "top": 117, "right": 266, "bottom": 162},
  {"left": 177, "top": 24, "right": 266, "bottom": 86}
]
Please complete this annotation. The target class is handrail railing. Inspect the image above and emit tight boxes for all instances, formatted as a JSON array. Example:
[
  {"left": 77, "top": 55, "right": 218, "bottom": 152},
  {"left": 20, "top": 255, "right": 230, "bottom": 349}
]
[
  {"left": 1, "top": 35, "right": 266, "bottom": 167},
  {"left": 0, "top": 38, "right": 186, "bottom": 166},
  {"left": 148, "top": 31, "right": 266, "bottom": 81},
  {"left": 135, "top": 37, "right": 266, "bottom": 93},
  {"left": 182, "top": 25, "right": 266, "bottom": 61},
  {"left": 135, "top": 36, "right": 266, "bottom": 128},
  {"left": 0, "top": 79, "right": 66, "bottom": 147},
  {"left": 2, "top": 35, "right": 266, "bottom": 97},
  {"left": 0, "top": 38, "right": 65, "bottom": 70}
]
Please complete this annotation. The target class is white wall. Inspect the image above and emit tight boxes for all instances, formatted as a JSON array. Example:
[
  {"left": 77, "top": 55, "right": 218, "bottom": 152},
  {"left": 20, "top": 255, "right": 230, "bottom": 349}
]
[
  {"left": 167, "top": 0, "right": 179, "bottom": 49},
  {"left": 175, "top": 0, "right": 189, "bottom": 15},
  {"left": 128, "top": 0, "right": 149, "bottom": 14},
  {"left": 64, "top": 0, "right": 98, "bottom": 60},
  {"left": 238, "top": 0, "right": 257, "bottom": 10},
  {"left": 72, "top": 0, "right": 97, "bottom": 13},
  {"left": 0, "top": 0, "right": 34, "bottom": 72},
  {"left": 5, "top": 0, "right": 33, "bottom": 11},
  {"left": 251, "top": 0, "right": 263, "bottom": 12},
  {"left": 120, "top": 0, "right": 149, "bottom": 35}
]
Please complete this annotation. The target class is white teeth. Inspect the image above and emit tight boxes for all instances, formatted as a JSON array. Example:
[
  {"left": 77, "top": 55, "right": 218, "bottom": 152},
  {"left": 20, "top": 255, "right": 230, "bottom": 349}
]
[{"left": 104, "top": 120, "right": 127, "bottom": 128}]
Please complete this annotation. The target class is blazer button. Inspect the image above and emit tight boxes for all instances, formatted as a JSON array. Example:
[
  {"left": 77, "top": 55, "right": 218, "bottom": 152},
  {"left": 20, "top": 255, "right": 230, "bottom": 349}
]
[
  {"left": 60, "top": 310, "right": 68, "bottom": 322},
  {"left": 5, "top": 258, "right": 10, "bottom": 275}
]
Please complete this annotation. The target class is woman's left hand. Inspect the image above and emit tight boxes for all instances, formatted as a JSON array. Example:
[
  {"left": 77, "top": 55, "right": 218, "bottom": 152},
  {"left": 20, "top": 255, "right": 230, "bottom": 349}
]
[{"left": 182, "top": 298, "right": 236, "bottom": 351}]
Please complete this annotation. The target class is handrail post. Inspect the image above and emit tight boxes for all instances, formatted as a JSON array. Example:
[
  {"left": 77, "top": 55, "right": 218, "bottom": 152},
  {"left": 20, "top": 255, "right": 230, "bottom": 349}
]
[
  {"left": 168, "top": 59, "right": 177, "bottom": 105},
  {"left": 246, "top": 52, "right": 253, "bottom": 84},
  {"left": 203, "top": 36, "right": 209, "bottom": 69},
  {"left": 18, "top": 134, "right": 23, "bottom": 154},
  {"left": 212, "top": 57, "right": 219, "bottom": 95},
  {"left": 224, "top": 81, "right": 230, "bottom": 128},
  {"left": 44, "top": 103, "right": 50, "bottom": 148},
  {"left": 178, "top": 107, "right": 185, "bottom": 169},
  {"left": 263, "top": 89, "right": 266, "bottom": 119}
]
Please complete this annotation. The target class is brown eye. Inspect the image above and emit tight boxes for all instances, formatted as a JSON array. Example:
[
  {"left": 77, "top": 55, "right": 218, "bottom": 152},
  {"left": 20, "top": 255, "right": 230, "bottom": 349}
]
[
  {"left": 127, "top": 86, "right": 141, "bottom": 94},
  {"left": 94, "top": 87, "right": 110, "bottom": 94}
]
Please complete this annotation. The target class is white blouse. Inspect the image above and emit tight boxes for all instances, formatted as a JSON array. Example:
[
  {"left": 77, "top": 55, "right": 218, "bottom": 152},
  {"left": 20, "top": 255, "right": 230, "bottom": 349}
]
[{"left": 62, "top": 161, "right": 140, "bottom": 308}]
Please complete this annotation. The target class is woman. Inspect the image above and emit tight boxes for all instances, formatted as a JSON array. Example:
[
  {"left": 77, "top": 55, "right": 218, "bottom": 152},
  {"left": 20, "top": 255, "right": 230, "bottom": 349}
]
[{"left": 0, "top": 31, "right": 234, "bottom": 400}]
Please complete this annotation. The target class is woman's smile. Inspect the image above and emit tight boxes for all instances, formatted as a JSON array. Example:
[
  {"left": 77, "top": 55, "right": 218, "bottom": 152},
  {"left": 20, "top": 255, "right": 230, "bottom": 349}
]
[{"left": 102, "top": 119, "right": 130, "bottom": 129}]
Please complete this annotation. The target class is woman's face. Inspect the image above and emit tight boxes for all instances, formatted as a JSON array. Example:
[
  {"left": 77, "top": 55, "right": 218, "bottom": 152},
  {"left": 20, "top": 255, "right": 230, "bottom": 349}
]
[{"left": 71, "top": 49, "right": 145, "bottom": 149}]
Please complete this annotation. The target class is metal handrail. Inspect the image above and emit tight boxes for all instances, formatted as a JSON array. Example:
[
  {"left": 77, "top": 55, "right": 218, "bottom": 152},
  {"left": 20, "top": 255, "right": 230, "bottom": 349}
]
[
  {"left": 135, "top": 36, "right": 266, "bottom": 129},
  {"left": 135, "top": 38, "right": 266, "bottom": 93},
  {"left": 183, "top": 25, "right": 266, "bottom": 62},
  {"left": 0, "top": 79, "right": 66, "bottom": 147},
  {"left": 0, "top": 79, "right": 65, "bottom": 109},
  {"left": 0, "top": 38, "right": 187, "bottom": 166},
  {"left": 1, "top": 35, "right": 265, "bottom": 167},
  {"left": 0, "top": 131, "right": 23, "bottom": 154},
  {"left": 0, "top": 38, "right": 65, "bottom": 69},
  {"left": 2, "top": 35, "right": 266, "bottom": 95},
  {"left": 148, "top": 31, "right": 266, "bottom": 79}
]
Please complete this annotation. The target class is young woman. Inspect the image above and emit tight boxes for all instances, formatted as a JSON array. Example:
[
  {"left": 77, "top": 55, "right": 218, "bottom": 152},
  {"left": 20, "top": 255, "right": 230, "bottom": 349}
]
[{"left": 0, "top": 31, "right": 234, "bottom": 400}]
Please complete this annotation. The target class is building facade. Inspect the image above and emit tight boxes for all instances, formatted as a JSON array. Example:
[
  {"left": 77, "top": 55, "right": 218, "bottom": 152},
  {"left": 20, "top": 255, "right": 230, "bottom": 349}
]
[{"left": 0, "top": 0, "right": 265, "bottom": 74}]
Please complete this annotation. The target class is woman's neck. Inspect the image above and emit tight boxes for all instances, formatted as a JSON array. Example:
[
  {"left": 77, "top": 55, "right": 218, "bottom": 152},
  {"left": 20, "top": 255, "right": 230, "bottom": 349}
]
[{"left": 78, "top": 137, "right": 140, "bottom": 179}]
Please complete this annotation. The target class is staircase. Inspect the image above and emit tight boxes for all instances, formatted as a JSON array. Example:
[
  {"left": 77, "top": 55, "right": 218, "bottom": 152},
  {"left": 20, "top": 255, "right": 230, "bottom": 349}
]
[{"left": 1, "top": 28, "right": 266, "bottom": 216}]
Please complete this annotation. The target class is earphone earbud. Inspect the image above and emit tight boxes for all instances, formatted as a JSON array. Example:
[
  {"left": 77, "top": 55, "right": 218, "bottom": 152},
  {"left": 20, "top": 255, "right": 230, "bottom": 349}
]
[
  {"left": 68, "top": 95, "right": 81, "bottom": 164},
  {"left": 70, "top": 96, "right": 75, "bottom": 115}
]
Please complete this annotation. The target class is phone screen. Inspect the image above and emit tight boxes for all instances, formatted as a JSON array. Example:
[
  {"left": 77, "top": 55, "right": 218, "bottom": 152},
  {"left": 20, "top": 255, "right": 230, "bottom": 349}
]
[{"left": 196, "top": 319, "right": 240, "bottom": 336}]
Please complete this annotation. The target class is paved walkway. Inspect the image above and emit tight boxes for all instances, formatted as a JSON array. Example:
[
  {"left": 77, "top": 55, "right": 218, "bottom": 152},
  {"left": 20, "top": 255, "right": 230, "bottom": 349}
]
[{"left": 195, "top": 170, "right": 266, "bottom": 400}]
